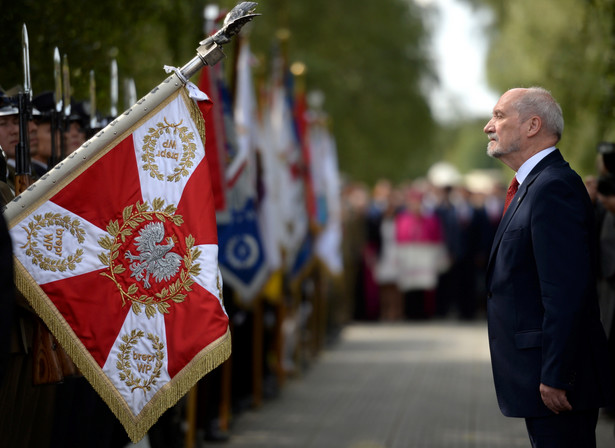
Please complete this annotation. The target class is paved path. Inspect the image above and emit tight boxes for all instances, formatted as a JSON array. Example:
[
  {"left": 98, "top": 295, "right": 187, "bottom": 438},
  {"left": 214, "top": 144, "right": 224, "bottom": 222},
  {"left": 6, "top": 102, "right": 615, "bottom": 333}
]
[{"left": 209, "top": 321, "right": 614, "bottom": 448}]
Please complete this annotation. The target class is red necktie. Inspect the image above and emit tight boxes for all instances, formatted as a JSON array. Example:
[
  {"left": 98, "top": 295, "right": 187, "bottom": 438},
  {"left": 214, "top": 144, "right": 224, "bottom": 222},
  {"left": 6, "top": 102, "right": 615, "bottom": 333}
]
[{"left": 502, "top": 176, "right": 519, "bottom": 216}]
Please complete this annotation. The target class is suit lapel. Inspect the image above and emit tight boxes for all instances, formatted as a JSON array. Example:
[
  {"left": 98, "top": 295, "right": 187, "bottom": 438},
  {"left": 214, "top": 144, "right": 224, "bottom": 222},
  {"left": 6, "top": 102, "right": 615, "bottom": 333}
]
[{"left": 487, "top": 149, "right": 565, "bottom": 276}]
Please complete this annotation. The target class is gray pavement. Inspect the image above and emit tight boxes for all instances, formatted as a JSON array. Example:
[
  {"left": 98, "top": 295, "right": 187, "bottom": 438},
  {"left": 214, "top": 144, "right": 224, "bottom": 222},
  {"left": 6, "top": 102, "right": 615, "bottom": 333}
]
[{"left": 207, "top": 321, "right": 614, "bottom": 448}]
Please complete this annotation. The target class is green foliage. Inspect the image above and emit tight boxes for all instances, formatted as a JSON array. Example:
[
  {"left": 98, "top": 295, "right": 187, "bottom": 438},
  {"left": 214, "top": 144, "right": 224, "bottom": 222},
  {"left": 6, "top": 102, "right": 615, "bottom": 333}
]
[
  {"left": 2, "top": 0, "right": 437, "bottom": 185},
  {"left": 14, "top": 0, "right": 615, "bottom": 185},
  {"left": 470, "top": 0, "right": 615, "bottom": 177},
  {"left": 2, "top": 0, "right": 200, "bottom": 114},
  {"left": 233, "top": 0, "right": 438, "bottom": 184}
]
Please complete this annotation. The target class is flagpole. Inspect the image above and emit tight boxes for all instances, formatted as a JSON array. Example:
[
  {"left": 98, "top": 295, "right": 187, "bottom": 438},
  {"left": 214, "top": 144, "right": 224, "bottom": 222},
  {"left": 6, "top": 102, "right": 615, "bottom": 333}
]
[
  {"left": 184, "top": 383, "right": 199, "bottom": 448},
  {"left": 4, "top": 2, "right": 259, "bottom": 224}
]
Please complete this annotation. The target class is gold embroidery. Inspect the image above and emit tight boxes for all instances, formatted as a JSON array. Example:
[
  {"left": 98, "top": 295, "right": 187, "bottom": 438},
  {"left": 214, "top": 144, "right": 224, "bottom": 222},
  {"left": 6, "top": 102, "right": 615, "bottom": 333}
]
[
  {"left": 141, "top": 117, "right": 198, "bottom": 183},
  {"left": 117, "top": 329, "right": 165, "bottom": 393},
  {"left": 97, "top": 198, "right": 202, "bottom": 318},
  {"left": 21, "top": 212, "right": 85, "bottom": 272}
]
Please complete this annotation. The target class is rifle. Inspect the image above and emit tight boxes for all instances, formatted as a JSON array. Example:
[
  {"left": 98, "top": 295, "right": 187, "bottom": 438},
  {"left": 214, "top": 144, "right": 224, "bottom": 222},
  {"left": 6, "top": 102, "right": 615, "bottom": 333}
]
[
  {"left": 13, "top": 25, "right": 33, "bottom": 195},
  {"left": 60, "top": 53, "right": 70, "bottom": 160},
  {"left": 46, "top": 53, "right": 79, "bottom": 382},
  {"left": 16, "top": 28, "right": 76, "bottom": 385},
  {"left": 88, "top": 70, "right": 99, "bottom": 138},
  {"left": 48, "top": 47, "right": 62, "bottom": 168}
]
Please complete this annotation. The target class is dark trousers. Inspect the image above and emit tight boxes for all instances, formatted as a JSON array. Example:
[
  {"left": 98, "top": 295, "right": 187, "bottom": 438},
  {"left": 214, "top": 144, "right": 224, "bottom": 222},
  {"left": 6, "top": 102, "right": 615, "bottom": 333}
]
[{"left": 525, "top": 408, "right": 599, "bottom": 448}]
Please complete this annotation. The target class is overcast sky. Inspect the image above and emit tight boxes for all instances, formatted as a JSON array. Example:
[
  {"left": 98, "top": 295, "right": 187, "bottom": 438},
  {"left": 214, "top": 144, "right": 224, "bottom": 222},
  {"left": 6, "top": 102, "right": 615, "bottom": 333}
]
[{"left": 415, "top": 0, "right": 499, "bottom": 123}]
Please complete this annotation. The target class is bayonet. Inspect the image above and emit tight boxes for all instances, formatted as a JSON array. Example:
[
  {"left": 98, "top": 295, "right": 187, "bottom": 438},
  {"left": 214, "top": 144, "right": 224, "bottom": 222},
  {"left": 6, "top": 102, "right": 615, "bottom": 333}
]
[
  {"left": 89, "top": 70, "right": 97, "bottom": 130},
  {"left": 60, "top": 53, "right": 70, "bottom": 159},
  {"left": 62, "top": 54, "right": 71, "bottom": 118},
  {"left": 15, "top": 23, "right": 33, "bottom": 193},
  {"left": 53, "top": 48, "right": 62, "bottom": 114},
  {"left": 22, "top": 24, "right": 32, "bottom": 101},
  {"left": 110, "top": 59, "right": 118, "bottom": 117},
  {"left": 124, "top": 78, "right": 136, "bottom": 111},
  {"left": 49, "top": 47, "right": 62, "bottom": 167}
]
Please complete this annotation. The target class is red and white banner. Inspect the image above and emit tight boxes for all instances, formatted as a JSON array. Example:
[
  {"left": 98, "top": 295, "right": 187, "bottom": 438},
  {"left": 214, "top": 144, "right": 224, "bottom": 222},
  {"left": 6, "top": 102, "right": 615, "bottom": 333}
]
[{"left": 5, "top": 84, "right": 230, "bottom": 442}]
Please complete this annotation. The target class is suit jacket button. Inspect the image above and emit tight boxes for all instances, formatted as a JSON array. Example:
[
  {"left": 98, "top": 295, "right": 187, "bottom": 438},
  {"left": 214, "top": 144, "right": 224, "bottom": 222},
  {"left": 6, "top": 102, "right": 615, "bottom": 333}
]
[{"left": 487, "top": 292, "right": 493, "bottom": 299}]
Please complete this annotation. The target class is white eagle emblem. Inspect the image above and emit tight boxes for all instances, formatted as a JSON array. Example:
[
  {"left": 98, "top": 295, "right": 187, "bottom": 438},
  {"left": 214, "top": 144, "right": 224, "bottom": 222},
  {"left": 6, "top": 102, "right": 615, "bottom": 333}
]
[{"left": 125, "top": 222, "right": 182, "bottom": 289}]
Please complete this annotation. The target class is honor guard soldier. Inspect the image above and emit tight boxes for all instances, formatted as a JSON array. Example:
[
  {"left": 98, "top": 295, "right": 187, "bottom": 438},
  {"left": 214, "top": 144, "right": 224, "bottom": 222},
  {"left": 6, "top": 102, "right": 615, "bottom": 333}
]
[
  {"left": 0, "top": 92, "right": 20, "bottom": 195},
  {"left": 0, "top": 89, "right": 41, "bottom": 188},
  {"left": 32, "top": 91, "right": 58, "bottom": 177},
  {"left": 65, "top": 101, "right": 88, "bottom": 154},
  {"left": 0, "top": 89, "right": 56, "bottom": 447}
]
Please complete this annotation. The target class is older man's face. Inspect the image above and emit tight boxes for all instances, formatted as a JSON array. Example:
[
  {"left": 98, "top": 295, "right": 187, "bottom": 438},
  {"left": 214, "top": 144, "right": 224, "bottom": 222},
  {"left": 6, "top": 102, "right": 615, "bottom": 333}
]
[{"left": 483, "top": 90, "right": 524, "bottom": 159}]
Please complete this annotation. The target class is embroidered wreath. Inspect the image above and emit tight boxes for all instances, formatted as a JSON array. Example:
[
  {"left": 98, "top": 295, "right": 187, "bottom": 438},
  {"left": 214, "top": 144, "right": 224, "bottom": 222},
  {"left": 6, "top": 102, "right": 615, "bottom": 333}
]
[
  {"left": 21, "top": 212, "right": 85, "bottom": 272},
  {"left": 116, "top": 329, "right": 165, "bottom": 393},
  {"left": 97, "top": 198, "right": 202, "bottom": 318},
  {"left": 141, "top": 118, "right": 198, "bottom": 183}
]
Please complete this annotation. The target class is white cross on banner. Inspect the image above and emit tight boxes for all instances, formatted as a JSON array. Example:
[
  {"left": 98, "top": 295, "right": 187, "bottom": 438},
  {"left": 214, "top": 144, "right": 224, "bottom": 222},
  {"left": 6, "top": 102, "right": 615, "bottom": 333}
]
[{"left": 4, "top": 82, "right": 230, "bottom": 442}]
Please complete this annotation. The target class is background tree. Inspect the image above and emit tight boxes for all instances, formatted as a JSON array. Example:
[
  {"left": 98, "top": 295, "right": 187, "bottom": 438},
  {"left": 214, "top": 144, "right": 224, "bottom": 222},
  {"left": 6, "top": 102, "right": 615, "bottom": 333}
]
[
  {"left": 255, "top": 0, "right": 438, "bottom": 183},
  {"left": 2, "top": 0, "right": 438, "bottom": 185},
  {"left": 464, "top": 0, "right": 615, "bottom": 176},
  {"left": 3, "top": 0, "right": 202, "bottom": 115},
  {"left": 8, "top": 1, "right": 615, "bottom": 183}
]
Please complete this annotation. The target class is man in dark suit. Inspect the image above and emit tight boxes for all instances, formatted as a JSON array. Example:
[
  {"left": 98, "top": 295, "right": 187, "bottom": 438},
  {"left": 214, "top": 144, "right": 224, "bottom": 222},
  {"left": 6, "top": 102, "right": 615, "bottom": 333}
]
[{"left": 484, "top": 87, "right": 613, "bottom": 447}]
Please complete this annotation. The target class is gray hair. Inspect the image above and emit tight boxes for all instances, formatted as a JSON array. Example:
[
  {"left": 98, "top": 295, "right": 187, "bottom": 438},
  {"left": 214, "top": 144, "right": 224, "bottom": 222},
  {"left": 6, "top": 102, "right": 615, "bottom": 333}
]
[{"left": 513, "top": 87, "right": 564, "bottom": 141}]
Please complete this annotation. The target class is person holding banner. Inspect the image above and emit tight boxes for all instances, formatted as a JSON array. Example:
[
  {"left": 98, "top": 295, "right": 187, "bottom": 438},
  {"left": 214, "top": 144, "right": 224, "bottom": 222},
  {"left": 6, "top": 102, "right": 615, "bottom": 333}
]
[
  {"left": 0, "top": 94, "right": 57, "bottom": 448},
  {"left": 64, "top": 103, "right": 88, "bottom": 154},
  {"left": 31, "top": 92, "right": 57, "bottom": 177}
]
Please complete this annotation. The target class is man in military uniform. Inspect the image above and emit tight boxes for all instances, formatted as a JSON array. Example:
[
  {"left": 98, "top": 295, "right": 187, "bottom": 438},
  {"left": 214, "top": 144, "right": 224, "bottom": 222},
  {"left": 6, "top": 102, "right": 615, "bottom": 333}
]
[
  {"left": 31, "top": 91, "right": 58, "bottom": 177},
  {"left": 0, "top": 95, "right": 20, "bottom": 197},
  {"left": 0, "top": 90, "right": 40, "bottom": 189},
  {"left": 0, "top": 90, "right": 56, "bottom": 447}
]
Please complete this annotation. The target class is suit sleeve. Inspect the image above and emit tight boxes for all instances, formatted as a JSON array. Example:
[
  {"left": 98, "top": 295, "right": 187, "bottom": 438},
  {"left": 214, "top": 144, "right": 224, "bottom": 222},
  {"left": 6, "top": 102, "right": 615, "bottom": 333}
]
[{"left": 531, "top": 175, "right": 592, "bottom": 390}]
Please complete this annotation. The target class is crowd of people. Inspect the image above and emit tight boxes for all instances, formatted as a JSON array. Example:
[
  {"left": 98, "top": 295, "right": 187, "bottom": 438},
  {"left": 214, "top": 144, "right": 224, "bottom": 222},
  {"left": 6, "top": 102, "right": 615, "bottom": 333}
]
[{"left": 340, "top": 167, "right": 505, "bottom": 323}]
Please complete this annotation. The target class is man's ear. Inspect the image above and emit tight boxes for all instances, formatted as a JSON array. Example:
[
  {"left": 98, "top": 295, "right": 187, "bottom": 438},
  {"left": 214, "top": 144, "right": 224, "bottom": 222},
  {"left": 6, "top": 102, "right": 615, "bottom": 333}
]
[{"left": 527, "top": 116, "right": 541, "bottom": 137}]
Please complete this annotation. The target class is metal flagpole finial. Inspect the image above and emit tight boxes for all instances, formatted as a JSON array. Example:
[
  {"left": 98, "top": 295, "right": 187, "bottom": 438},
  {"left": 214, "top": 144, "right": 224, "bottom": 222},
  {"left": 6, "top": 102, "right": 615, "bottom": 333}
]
[
  {"left": 62, "top": 54, "right": 71, "bottom": 118},
  {"left": 200, "top": 2, "right": 260, "bottom": 47},
  {"left": 180, "top": 2, "right": 259, "bottom": 80},
  {"left": 124, "top": 78, "right": 137, "bottom": 110}
]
